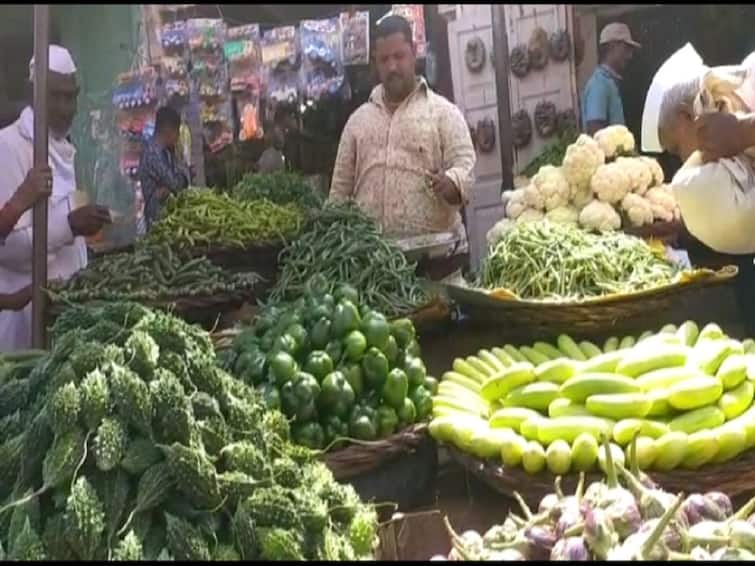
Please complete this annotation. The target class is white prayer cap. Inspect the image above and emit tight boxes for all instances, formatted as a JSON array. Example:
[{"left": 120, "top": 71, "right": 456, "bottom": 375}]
[
  {"left": 641, "top": 43, "right": 705, "bottom": 153},
  {"left": 29, "top": 45, "right": 77, "bottom": 81}
]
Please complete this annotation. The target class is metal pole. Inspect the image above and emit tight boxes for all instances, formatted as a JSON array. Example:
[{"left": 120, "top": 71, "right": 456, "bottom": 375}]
[{"left": 31, "top": 5, "right": 50, "bottom": 349}]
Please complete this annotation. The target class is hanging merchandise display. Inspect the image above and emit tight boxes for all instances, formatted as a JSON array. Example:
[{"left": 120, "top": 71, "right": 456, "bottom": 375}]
[
  {"left": 262, "top": 25, "right": 300, "bottom": 107},
  {"left": 225, "top": 24, "right": 264, "bottom": 142},
  {"left": 340, "top": 10, "right": 370, "bottom": 66},
  {"left": 160, "top": 20, "right": 186, "bottom": 50},
  {"left": 112, "top": 68, "right": 159, "bottom": 179},
  {"left": 300, "top": 18, "right": 345, "bottom": 103},
  {"left": 160, "top": 20, "right": 190, "bottom": 102},
  {"left": 187, "top": 18, "right": 233, "bottom": 153},
  {"left": 392, "top": 4, "right": 427, "bottom": 58}
]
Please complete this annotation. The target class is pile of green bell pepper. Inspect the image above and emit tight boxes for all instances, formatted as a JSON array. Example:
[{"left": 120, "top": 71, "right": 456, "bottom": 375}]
[{"left": 227, "top": 278, "right": 436, "bottom": 450}]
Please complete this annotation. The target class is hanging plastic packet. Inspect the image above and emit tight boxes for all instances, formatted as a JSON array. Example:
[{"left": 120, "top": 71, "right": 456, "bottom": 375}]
[
  {"left": 392, "top": 4, "right": 427, "bottom": 58},
  {"left": 340, "top": 11, "right": 370, "bottom": 66},
  {"left": 262, "top": 26, "right": 300, "bottom": 105},
  {"left": 224, "top": 24, "right": 263, "bottom": 94},
  {"left": 161, "top": 21, "right": 187, "bottom": 50},
  {"left": 300, "top": 18, "right": 345, "bottom": 103}
]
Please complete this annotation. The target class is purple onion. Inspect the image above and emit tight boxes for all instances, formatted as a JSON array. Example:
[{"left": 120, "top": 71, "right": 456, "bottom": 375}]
[
  {"left": 704, "top": 491, "right": 733, "bottom": 518},
  {"left": 550, "top": 537, "right": 591, "bottom": 561},
  {"left": 555, "top": 504, "right": 584, "bottom": 538},
  {"left": 602, "top": 490, "right": 642, "bottom": 540},
  {"left": 712, "top": 547, "right": 755, "bottom": 560},
  {"left": 539, "top": 492, "right": 561, "bottom": 515},
  {"left": 523, "top": 525, "right": 556, "bottom": 561},
  {"left": 583, "top": 506, "right": 618, "bottom": 560},
  {"left": 482, "top": 520, "right": 518, "bottom": 546},
  {"left": 485, "top": 549, "right": 526, "bottom": 561},
  {"left": 681, "top": 494, "right": 708, "bottom": 526},
  {"left": 638, "top": 517, "right": 687, "bottom": 552}
]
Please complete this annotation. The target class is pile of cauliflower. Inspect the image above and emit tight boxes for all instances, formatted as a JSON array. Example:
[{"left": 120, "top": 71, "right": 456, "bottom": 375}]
[{"left": 488, "top": 125, "right": 681, "bottom": 246}]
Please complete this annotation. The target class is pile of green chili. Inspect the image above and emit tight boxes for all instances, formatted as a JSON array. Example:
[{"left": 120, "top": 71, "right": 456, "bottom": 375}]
[
  {"left": 146, "top": 188, "right": 304, "bottom": 249},
  {"left": 269, "top": 203, "right": 430, "bottom": 317},
  {"left": 478, "top": 221, "right": 680, "bottom": 300},
  {"left": 232, "top": 171, "right": 323, "bottom": 210},
  {"left": 49, "top": 243, "right": 261, "bottom": 302}
]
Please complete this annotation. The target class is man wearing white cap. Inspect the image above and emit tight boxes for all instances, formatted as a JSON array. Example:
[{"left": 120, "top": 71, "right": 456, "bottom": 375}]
[
  {"left": 581, "top": 23, "right": 641, "bottom": 135},
  {"left": 0, "top": 45, "right": 111, "bottom": 351}
]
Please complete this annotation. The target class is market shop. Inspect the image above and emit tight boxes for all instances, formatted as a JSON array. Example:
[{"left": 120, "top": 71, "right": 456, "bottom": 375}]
[{"left": 2, "top": 1, "right": 755, "bottom": 561}]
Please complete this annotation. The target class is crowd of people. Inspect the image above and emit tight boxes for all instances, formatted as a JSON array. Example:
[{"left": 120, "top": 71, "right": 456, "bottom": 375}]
[{"left": 2, "top": 13, "right": 755, "bottom": 351}]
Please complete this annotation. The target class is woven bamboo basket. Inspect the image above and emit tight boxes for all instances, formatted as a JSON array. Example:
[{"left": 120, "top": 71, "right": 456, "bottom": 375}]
[
  {"left": 322, "top": 423, "right": 430, "bottom": 481},
  {"left": 445, "top": 265, "right": 738, "bottom": 338},
  {"left": 446, "top": 445, "right": 755, "bottom": 507}
]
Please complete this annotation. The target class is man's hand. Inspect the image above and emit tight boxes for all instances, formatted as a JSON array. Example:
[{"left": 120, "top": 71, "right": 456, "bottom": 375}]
[
  {"left": 427, "top": 171, "right": 462, "bottom": 206},
  {"left": 1, "top": 285, "right": 32, "bottom": 311},
  {"left": 68, "top": 205, "right": 111, "bottom": 237},
  {"left": 695, "top": 113, "right": 755, "bottom": 163},
  {"left": 12, "top": 165, "right": 52, "bottom": 211}
]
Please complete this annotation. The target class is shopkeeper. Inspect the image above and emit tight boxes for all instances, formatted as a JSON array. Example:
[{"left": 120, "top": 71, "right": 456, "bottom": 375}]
[
  {"left": 329, "top": 14, "right": 476, "bottom": 255},
  {"left": 0, "top": 45, "right": 111, "bottom": 351}
]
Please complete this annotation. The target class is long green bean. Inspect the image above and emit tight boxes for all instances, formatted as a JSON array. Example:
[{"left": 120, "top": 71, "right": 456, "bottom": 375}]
[{"left": 478, "top": 222, "right": 680, "bottom": 301}]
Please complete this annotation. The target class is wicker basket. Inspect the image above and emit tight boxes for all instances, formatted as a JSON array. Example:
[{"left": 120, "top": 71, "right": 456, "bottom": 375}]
[
  {"left": 445, "top": 266, "right": 738, "bottom": 339},
  {"left": 323, "top": 423, "right": 430, "bottom": 481},
  {"left": 406, "top": 295, "right": 451, "bottom": 332},
  {"left": 446, "top": 445, "right": 755, "bottom": 506}
]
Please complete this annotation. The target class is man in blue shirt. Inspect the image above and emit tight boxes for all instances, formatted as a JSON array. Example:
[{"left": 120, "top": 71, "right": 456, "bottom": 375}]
[{"left": 581, "top": 23, "right": 641, "bottom": 135}]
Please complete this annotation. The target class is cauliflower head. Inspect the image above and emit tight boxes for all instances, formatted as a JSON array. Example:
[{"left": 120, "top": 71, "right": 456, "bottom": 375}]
[
  {"left": 639, "top": 156, "right": 665, "bottom": 188},
  {"left": 513, "top": 175, "right": 530, "bottom": 189},
  {"left": 517, "top": 208, "right": 546, "bottom": 224},
  {"left": 590, "top": 162, "right": 632, "bottom": 204},
  {"left": 616, "top": 157, "right": 653, "bottom": 195},
  {"left": 487, "top": 218, "right": 516, "bottom": 247},
  {"left": 504, "top": 188, "right": 527, "bottom": 219},
  {"left": 545, "top": 205, "right": 580, "bottom": 225},
  {"left": 594, "top": 125, "right": 635, "bottom": 159},
  {"left": 523, "top": 184, "right": 545, "bottom": 211},
  {"left": 531, "top": 165, "right": 570, "bottom": 211},
  {"left": 571, "top": 184, "right": 594, "bottom": 209},
  {"left": 562, "top": 134, "right": 605, "bottom": 189},
  {"left": 621, "top": 193, "right": 654, "bottom": 227},
  {"left": 579, "top": 200, "right": 622, "bottom": 232},
  {"left": 645, "top": 185, "right": 677, "bottom": 222}
]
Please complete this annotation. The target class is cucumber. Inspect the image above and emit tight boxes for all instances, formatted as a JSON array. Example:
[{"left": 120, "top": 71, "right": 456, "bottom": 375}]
[
  {"left": 579, "top": 341, "right": 602, "bottom": 360},
  {"left": 638, "top": 331, "right": 654, "bottom": 343},
  {"left": 536, "top": 416, "right": 615, "bottom": 445},
  {"left": 728, "top": 405, "right": 755, "bottom": 449},
  {"left": 546, "top": 439, "right": 572, "bottom": 475},
  {"left": 432, "top": 395, "right": 488, "bottom": 418},
  {"left": 438, "top": 382, "right": 487, "bottom": 409},
  {"left": 571, "top": 432, "right": 599, "bottom": 471},
  {"left": 660, "top": 324, "right": 678, "bottom": 335},
  {"left": 615, "top": 343, "right": 688, "bottom": 378},
  {"left": 479, "top": 363, "right": 535, "bottom": 402},
  {"left": 478, "top": 349, "right": 507, "bottom": 374},
  {"left": 579, "top": 350, "right": 625, "bottom": 374},
  {"left": 586, "top": 393, "right": 652, "bottom": 419},
  {"left": 503, "top": 345, "right": 527, "bottom": 363},
  {"left": 626, "top": 436, "right": 658, "bottom": 470},
  {"left": 718, "top": 380, "right": 755, "bottom": 420},
  {"left": 428, "top": 414, "right": 482, "bottom": 443},
  {"left": 652, "top": 432, "right": 688, "bottom": 471},
  {"left": 500, "top": 432, "right": 528, "bottom": 468},
  {"left": 676, "top": 320, "right": 700, "bottom": 347},
  {"left": 535, "top": 359, "right": 579, "bottom": 384},
  {"left": 667, "top": 376, "right": 723, "bottom": 411},
  {"left": 612, "top": 419, "right": 669, "bottom": 445},
  {"left": 693, "top": 339, "right": 742, "bottom": 375},
  {"left": 744, "top": 339, "right": 755, "bottom": 355},
  {"left": 548, "top": 398, "right": 591, "bottom": 418},
  {"left": 465, "top": 356, "right": 497, "bottom": 379},
  {"left": 491, "top": 347, "right": 514, "bottom": 367},
  {"left": 635, "top": 367, "right": 704, "bottom": 392},
  {"left": 452, "top": 359, "right": 488, "bottom": 384},
  {"left": 668, "top": 406, "right": 726, "bottom": 435},
  {"left": 680, "top": 429, "right": 719, "bottom": 470},
  {"left": 619, "top": 336, "right": 637, "bottom": 350},
  {"left": 716, "top": 354, "right": 748, "bottom": 390},
  {"left": 533, "top": 342, "right": 565, "bottom": 361},
  {"left": 522, "top": 441, "right": 546, "bottom": 474},
  {"left": 557, "top": 335, "right": 587, "bottom": 361},
  {"left": 645, "top": 389, "right": 672, "bottom": 418},
  {"left": 597, "top": 443, "right": 626, "bottom": 473},
  {"left": 441, "top": 371, "right": 482, "bottom": 393},
  {"left": 603, "top": 337, "right": 620, "bottom": 353},
  {"left": 698, "top": 322, "right": 725, "bottom": 342},
  {"left": 520, "top": 416, "right": 544, "bottom": 441},
  {"left": 711, "top": 425, "right": 747, "bottom": 464},
  {"left": 520, "top": 346, "right": 550, "bottom": 366},
  {"left": 559, "top": 373, "right": 641, "bottom": 403},
  {"left": 502, "top": 382, "right": 560, "bottom": 412},
  {"left": 489, "top": 407, "right": 542, "bottom": 433}
]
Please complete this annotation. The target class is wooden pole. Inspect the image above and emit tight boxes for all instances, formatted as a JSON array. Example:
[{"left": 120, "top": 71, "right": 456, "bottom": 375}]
[{"left": 31, "top": 5, "right": 50, "bottom": 349}]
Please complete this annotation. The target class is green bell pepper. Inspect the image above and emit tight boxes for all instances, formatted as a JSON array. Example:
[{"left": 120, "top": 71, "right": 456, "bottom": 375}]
[
  {"left": 397, "top": 397, "right": 417, "bottom": 426},
  {"left": 340, "top": 363, "right": 364, "bottom": 397},
  {"left": 334, "top": 284, "right": 360, "bottom": 305},
  {"left": 325, "top": 340, "right": 344, "bottom": 366},
  {"left": 332, "top": 300, "right": 361, "bottom": 338},
  {"left": 309, "top": 317, "right": 332, "bottom": 350},
  {"left": 405, "top": 339, "right": 421, "bottom": 358},
  {"left": 362, "top": 313, "right": 391, "bottom": 350},
  {"left": 382, "top": 368, "right": 409, "bottom": 410},
  {"left": 424, "top": 376, "right": 439, "bottom": 396},
  {"left": 293, "top": 421, "right": 325, "bottom": 450},
  {"left": 343, "top": 330, "right": 367, "bottom": 362},
  {"left": 319, "top": 371, "right": 356, "bottom": 419},
  {"left": 390, "top": 318, "right": 416, "bottom": 349},
  {"left": 303, "top": 350, "right": 334, "bottom": 383},
  {"left": 272, "top": 334, "right": 298, "bottom": 356},
  {"left": 234, "top": 349, "right": 267, "bottom": 385},
  {"left": 349, "top": 404, "right": 378, "bottom": 441},
  {"left": 259, "top": 382, "right": 281, "bottom": 411},
  {"left": 281, "top": 371, "right": 320, "bottom": 422},
  {"left": 382, "top": 335, "right": 399, "bottom": 365},
  {"left": 285, "top": 323, "right": 309, "bottom": 354},
  {"left": 410, "top": 385, "right": 433, "bottom": 421},
  {"left": 377, "top": 405, "right": 399, "bottom": 437},
  {"left": 362, "top": 347, "right": 390, "bottom": 391},
  {"left": 404, "top": 356, "right": 427, "bottom": 389},
  {"left": 268, "top": 351, "right": 298, "bottom": 388},
  {"left": 322, "top": 414, "right": 349, "bottom": 448}
]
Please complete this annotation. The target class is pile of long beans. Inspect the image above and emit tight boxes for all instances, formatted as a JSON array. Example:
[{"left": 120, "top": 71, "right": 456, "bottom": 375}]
[
  {"left": 146, "top": 188, "right": 304, "bottom": 249},
  {"left": 479, "top": 221, "right": 679, "bottom": 300},
  {"left": 269, "top": 203, "right": 430, "bottom": 317},
  {"left": 49, "top": 243, "right": 260, "bottom": 302}
]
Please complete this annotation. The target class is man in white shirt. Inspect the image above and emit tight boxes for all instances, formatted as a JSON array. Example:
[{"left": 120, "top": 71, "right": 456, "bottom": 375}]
[{"left": 0, "top": 45, "right": 110, "bottom": 351}]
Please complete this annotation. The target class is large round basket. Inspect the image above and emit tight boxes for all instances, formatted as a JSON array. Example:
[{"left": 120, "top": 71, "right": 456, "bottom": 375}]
[
  {"left": 446, "top": 445, "right": 755, "bottom": 507},
  {"left": 444, "top": 266, "right": 738, "bottom": 341},
  {"left": 405, "top": 296, "right": 451, "bottom": 332}
]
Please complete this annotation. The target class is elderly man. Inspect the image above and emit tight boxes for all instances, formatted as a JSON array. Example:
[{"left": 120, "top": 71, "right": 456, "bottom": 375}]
[
  {"left": 0, "top": 45, "right": 110, "bottom": 350},
  {"left": 581, "top": 23, "right": 641, "bottom": 135},
  {"left": 329, "top": 14, "right": 475, "bottom": 255}
]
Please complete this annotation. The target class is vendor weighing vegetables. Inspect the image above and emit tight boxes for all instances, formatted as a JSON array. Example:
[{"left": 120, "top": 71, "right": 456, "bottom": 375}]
[{"left": 329, "top": 14, "right": 475, "bottom": 260}]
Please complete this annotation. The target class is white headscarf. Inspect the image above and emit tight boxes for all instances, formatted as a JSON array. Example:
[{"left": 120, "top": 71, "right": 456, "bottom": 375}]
[
  {"left": 28, "top": 44, "right": 77, "bottom": 80},
  {"left": 641, "top": 43, "right": 706, "bottom": 153}
]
